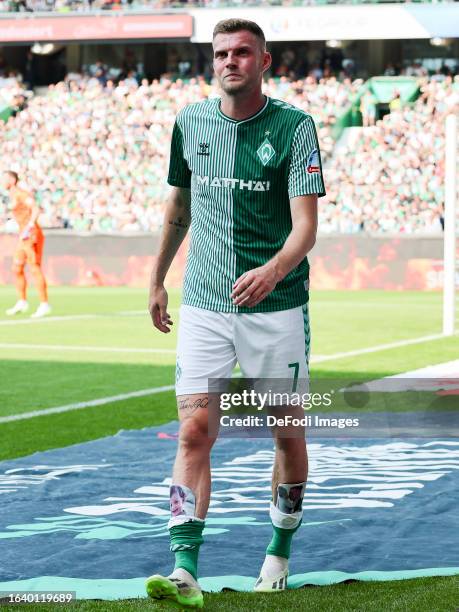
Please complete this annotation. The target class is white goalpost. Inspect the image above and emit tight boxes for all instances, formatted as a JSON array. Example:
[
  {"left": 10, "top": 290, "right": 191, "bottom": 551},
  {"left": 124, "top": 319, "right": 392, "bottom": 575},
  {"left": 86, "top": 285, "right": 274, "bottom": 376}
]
[{"left": 442, "top": 113, "right": 458, "bottom": 336}]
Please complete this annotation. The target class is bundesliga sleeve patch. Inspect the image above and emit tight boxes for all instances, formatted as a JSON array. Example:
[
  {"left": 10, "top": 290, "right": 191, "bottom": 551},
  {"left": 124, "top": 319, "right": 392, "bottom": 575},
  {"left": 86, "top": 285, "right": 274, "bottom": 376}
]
[{"left": 306, "top": 148, "right": 320, "bottom": 174}]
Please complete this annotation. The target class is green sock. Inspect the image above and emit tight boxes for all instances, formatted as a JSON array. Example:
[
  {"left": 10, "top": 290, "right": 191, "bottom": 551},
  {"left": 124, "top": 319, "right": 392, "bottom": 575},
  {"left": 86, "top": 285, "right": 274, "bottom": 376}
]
[
  {"left": 266, "top": 521, "right": 302, "bottom": 560},
  {"left": 170, "top": 520, "right": 205, "bottom": 580}
]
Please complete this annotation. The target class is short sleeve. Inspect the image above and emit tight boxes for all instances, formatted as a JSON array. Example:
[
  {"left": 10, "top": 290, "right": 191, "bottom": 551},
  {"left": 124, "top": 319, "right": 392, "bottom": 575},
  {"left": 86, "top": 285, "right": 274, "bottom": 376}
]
[
  {"left": 167, "top": 119, "right": 191, "bottom": 188},
  {"left": 288, "top": 115, "right": 326, "bottom": 199}
]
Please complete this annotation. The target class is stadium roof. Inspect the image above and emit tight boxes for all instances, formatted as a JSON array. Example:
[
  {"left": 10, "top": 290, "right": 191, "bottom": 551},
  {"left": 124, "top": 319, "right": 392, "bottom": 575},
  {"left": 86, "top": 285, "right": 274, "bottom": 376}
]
[{"left": 0, "top": 5, "right": 458, "bottom": 44}]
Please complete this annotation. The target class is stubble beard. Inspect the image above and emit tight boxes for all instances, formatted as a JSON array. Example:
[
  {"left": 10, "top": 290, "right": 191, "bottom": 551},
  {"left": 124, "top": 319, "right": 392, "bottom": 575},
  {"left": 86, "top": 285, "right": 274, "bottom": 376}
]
[
  {"left": 220, "top": 78, "right": 248, "bottom": 96},
  {"left": 219, "top": 73, "right": 263, "bottom": 99}
]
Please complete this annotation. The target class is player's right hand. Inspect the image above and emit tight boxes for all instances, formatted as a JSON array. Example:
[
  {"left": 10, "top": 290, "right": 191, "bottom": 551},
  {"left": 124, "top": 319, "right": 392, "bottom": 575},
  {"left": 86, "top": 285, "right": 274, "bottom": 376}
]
[
  {"left": 149, "top": 285, "right": 173, "bottom": 333},
  {"left": 20, "top": 223, "right": 35, "bottom": 241}
]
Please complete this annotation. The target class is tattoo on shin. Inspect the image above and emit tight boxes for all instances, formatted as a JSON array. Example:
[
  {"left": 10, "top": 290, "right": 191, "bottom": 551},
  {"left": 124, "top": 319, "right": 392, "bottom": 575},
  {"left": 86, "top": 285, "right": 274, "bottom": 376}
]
[{"left": 178, "top": 397, "right": 209, "bottom": 414}]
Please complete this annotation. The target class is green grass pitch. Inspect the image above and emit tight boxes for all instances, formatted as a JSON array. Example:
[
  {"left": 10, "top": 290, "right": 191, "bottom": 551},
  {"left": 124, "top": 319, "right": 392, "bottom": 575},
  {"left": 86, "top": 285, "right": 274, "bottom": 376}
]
[{"left": 0, "top": 285, "right": 457, "bottom": 611}]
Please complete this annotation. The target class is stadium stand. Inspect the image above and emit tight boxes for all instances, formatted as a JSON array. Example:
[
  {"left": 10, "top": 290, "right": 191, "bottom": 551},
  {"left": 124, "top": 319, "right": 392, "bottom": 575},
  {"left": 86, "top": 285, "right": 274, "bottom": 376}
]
[
  {"left": 0, "top": 73, "right": 355, "bottom": 232},
  {"left": 320, "top": 76, "right": 459, "bottom": 233},
  {"left": 0, "top": 0, "right": 450, "bottom": 12},
  {"left": 0, "top": 72, "right": 457, "bottom": 234}
]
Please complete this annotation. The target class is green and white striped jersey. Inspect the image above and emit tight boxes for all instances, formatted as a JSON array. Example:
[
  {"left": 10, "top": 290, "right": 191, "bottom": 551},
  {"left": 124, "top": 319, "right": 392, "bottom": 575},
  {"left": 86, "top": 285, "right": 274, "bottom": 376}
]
[{"left": 168, "top": 95, "right": 326, "bottom": 313}]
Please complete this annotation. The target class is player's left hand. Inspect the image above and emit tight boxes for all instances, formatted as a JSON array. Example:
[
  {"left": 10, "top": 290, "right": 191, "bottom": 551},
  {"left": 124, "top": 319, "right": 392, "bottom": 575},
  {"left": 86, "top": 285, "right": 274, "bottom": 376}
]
[{"left": 231, "top": 262, "right": 279, "bottom": 308}]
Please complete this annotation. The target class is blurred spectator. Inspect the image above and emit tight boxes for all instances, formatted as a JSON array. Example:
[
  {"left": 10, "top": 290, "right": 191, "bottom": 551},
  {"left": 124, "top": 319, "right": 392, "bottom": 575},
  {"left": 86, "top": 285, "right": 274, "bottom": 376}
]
[
  {"left": 360, "top": 89, "right": 377, "bottom": 127},
  {"left": 389, "top": 89, "right": 402, "bottom": 112},
  {"left": 0, "top": 71, "right": 31, "bottom": 113},
  {"left": 383, "top": 63, "right": 397, "bottom": 77},
  {"left": 403, "top": 61, "right": 428, "bottom": 78}
]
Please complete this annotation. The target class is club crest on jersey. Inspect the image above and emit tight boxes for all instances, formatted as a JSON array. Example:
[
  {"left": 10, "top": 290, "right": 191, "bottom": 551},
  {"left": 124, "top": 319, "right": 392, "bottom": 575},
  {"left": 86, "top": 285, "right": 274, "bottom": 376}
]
[
  {"left": 307, "top": 149, "right": 320, "bottom": 174},
  {"left": 197, "top": 142, "right": 210, "bottom": 156},
  {"left": 257, "top": 138, "right": 276, "bottom": 166}
]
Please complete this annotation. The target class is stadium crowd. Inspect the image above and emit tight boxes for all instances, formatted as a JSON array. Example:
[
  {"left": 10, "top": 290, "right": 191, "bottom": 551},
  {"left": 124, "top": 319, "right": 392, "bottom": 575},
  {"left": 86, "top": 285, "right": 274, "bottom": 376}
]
[
  {"left": 0, "top": 72, "right": 30, "bottom": 113},
  {"left": 0, "top": 72, "right": 356, "bottom": 232},
  {"left": 0, "top": 70, "right": 457, "bottom": 234},
  {"left": 321, "top": 76, "right": 458, "bottom": 233}
]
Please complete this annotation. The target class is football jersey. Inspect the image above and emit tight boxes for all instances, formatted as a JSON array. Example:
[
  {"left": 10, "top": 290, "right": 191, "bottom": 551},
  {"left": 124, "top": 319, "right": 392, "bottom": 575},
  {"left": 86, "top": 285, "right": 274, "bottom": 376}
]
[
  {"left": 168, "top": 95, "right": 326, "bottom": 313},
  {"left": 11, "top": 188, "right": 39, "bottom": 231}
]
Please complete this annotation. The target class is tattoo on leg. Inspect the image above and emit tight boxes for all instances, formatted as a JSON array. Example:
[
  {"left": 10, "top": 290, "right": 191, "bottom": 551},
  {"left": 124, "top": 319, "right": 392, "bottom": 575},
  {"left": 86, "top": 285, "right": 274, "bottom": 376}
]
[{"left": 178, "top": 397, "right": 209, "bottom": 415}]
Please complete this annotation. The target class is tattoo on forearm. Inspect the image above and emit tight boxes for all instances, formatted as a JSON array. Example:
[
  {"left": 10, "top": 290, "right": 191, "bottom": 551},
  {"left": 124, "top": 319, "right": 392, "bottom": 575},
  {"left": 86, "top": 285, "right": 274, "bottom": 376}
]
[
  {"left": 169, "top": 216, "right": 189, "bottom": 235},
  {"left": 178, "top": 397, "right": 208, "bottom": 413}
]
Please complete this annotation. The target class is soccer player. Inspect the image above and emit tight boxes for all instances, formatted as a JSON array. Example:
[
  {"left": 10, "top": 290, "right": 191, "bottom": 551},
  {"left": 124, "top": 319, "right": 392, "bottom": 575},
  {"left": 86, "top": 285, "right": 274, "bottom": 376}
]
[
  {"left": 3, "top": 171, "right": 51, "bottom": 318},
  {"left": 147, "top": 19, "right": 325, "bottom": 608}
]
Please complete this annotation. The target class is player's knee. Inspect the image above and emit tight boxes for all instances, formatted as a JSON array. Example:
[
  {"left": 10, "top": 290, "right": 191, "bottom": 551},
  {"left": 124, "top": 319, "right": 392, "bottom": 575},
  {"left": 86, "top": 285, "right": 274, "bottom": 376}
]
[
  {"left": 12, "top": 263, "right": 24, "bottom": 276},
  {"left": 178, "top": 417, "right": 214, "bottom": 450},
  {"left": 30, "top": 263, "right": 42, "bottom": 276}
]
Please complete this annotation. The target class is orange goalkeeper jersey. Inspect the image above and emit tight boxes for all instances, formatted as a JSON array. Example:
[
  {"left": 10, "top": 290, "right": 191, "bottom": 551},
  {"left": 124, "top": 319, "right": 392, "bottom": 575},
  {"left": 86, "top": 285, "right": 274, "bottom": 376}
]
[{"left": 11, "top": 188, "right": 40, "bottom": 231}]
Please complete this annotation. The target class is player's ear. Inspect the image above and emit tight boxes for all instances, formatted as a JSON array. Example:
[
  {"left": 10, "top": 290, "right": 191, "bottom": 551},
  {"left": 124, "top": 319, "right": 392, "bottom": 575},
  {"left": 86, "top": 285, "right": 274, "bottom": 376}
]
[{"left": 262, "top": 50, "right": 272, "bottom": 74}]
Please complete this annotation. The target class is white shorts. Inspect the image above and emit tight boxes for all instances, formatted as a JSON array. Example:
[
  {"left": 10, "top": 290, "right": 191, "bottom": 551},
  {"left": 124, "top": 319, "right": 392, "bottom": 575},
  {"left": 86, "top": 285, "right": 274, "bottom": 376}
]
[{"left": 175, "top": 304, "right": 310, "bottom": 397}]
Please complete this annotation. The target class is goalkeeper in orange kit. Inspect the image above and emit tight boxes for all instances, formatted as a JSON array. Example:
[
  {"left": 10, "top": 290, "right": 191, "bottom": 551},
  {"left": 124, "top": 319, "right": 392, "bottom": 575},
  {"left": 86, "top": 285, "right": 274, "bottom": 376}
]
[{"left": 3, "top": 170, "right": 51, "bottom": 318}]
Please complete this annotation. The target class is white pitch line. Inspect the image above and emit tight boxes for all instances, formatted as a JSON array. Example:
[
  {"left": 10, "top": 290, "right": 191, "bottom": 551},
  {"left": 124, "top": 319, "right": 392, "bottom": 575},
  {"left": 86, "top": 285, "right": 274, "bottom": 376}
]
[
  {"left": 0, "top": 308, "right": 180, "bottom": 325},
  {"left": 0, "top": 332, "right": 453, "bottom": 359},
  {"left": 1, "top": 332, "right": 455, "bottom": 424},
  {"left": 118, "top": 308, "right": 180, "bottom": 315},
  {"left": 0, "top": 314, "right": 99, "bottom": 326},
  {"left": 114, "top": 310, "right": 148, "bottom": 316},
  {"left": 0, "top": 385, "right": 175, "bottom": 424},
  {"left": 0, "top": 343, "right": 176, "bottom": 354},
  {"left": 311, "top": 333, "right": 455, "bottom": 363}
]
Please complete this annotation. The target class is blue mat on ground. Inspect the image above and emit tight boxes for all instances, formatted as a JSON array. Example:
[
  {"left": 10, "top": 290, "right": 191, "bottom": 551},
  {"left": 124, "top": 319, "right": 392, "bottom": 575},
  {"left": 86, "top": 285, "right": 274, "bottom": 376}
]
[{"left": 0, "top": 422, "right": 458, "bottom": 599}]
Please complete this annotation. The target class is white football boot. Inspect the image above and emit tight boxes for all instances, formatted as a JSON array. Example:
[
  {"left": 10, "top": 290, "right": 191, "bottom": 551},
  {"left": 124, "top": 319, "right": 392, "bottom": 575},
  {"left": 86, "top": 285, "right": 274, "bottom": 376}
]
[
  {"left": 6, "top": 300, "right": 29, "bottom": 315},
  {"left": 254, "top": 554, "right": 289, "bottom": 592},
  {"left": 31, "top": 302, "right": 52, "bottom": 318}
]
